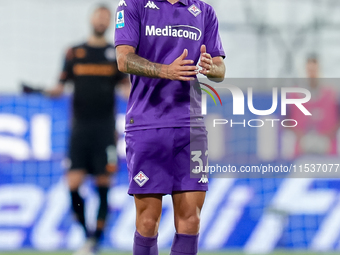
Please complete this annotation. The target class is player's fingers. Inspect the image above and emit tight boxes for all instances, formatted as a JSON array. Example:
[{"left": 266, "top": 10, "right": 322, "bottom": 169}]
[
  {"left": 201, "top": 56, "right": 213, "bottom": 65},
  {"left": 200, "top": 45, "right": 206, "bottom": 54},
  {"left": 180, "top": 65, "right": 199, "bottom": 71},
  {"left": 199, "top": 62, "right": 211, "bottom": 70},
  {"left": 180, "top": 60, "right": 195, "bottom": 65},
  {"left": 178, "top": 76, "right": 195, "bottom": 81},
  {"left": 179, "top": 71, "right": 199, "bottom": 76},
  {"left": 199, "top": 69, "right": 210, "bottom": 75},
  {"left": 203, "top": 53, "right": 212, "bottom": 59},
  {"left": 178, "top": 49, "right": 188, "bottom": 60}
]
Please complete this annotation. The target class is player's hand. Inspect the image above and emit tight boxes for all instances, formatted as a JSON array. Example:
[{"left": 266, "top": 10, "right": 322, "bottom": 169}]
[
  {"left": 44, "top": 84, "right": 64, "bottom": 97},
  {"left": 198, "top": 45, "right": 213, "bottom": 76},
  {"left": 166, "top": 49, "right": 198, "bottom": 81}
]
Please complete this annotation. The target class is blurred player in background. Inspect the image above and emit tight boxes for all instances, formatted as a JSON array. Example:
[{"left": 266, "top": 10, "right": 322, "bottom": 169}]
[
  {"left": 46, "top": 5, "right": 129, "bottom": 255},
  {"left": 290, "top": 54, "right": 340, "bottom": 156},
  {"left": 115, "top": 0, "right": 225, "bottom": 254}
]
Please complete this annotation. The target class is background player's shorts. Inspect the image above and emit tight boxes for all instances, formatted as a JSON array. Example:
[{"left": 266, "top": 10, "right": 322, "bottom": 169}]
[
  {"left": 125, "top": 127, "right": 208, "bottom": 195},
  {"left": 69, "top": 119, "right": 116, "bottom": 176}
]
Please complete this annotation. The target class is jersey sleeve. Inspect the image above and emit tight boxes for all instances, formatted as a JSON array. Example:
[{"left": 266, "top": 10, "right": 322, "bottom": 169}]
[
  {"left": 59, "top": 48, "right": 74, "bottom": 84},
  {"left": 203, "top": 6, "right": 226, "bottom": 59},
  {"left": 114, "top": 0, "right": 140, "bottom": 49}
]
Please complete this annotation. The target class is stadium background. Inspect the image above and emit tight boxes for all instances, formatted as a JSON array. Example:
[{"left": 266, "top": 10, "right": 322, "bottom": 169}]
[{"left": 1, "top": 0, "right": 340, "bottom": 254}]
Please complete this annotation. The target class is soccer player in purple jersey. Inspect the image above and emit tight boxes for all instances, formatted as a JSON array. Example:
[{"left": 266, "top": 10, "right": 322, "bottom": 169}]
[{"left": 115, "top": 0, "right": 225, "bottom": 254}]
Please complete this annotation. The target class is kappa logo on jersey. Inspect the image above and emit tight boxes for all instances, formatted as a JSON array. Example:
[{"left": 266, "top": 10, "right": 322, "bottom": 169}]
[
  {"left": 118, "top": 0, "right": 127, "bottom": 7},
  {"left": 134, "top": 171, "right": 149, "bottom": 187},
  {"left": 116, "top": 10, "right": 125, "bottom": 28},
  {"left": 188, "top": 4, "right": 201, "bottom": 17},
  {"left": 145, "top": 25, "right": 202, "bottom": 41},
  {"left": 145, "top": 1, "right": 159, "bottom": 9}
]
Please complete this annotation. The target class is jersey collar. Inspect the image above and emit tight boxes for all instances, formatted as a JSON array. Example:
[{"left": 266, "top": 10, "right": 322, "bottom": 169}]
[{"left": 155, "top": 0, "right": 189, "bottom": 6}]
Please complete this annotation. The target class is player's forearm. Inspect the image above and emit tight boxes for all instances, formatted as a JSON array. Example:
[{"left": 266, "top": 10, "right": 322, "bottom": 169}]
[
  {"left": 119, "top": 52, "right": 168, "bottom": 79},
  {"left": 207, "top": 62, "right": 225, "bottom": 82}
]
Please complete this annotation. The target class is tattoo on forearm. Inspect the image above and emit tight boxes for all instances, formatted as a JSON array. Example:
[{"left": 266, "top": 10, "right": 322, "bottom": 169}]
[{"left": 126, "top": 52, "right": 162, "bottom": 78}]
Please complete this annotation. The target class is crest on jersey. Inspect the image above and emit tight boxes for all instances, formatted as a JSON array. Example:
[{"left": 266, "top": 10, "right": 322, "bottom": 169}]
[
  {"left": 134, "top": 171, "right": 149, "bottom": 187},
  {"left": 116, "top": 10, "right": 125, "bottom": 28},
  {"left": 188, "top": 4, "right": 201, "bottom": 17}
]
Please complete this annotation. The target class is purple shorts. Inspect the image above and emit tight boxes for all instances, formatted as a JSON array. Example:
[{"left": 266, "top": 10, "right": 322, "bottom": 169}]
[{"left": 125, "top": 127, "right": 208, "bottom": 195}]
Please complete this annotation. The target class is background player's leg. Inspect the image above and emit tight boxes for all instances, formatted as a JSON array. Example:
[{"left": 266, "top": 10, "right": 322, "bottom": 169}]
[
  {"left": 68, "top": 170, "right": 87, "bottom": 234},
  {"left": 94, "top": 174, "right": 110, "bottom": 241},
  {"left": 170, "top": 191, "right": 206, "bottom": 255},
  {"left": 134, "top": 194, "right": 163, "bottom": 255}
]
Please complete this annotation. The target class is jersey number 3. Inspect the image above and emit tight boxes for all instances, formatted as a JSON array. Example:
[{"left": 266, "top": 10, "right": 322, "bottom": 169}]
[{"left": 191, "top": 150, "right": 208, "bottom": 174}]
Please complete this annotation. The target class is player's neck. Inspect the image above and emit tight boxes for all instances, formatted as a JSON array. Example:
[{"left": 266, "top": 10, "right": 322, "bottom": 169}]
[
  {"left": 167, "top": 0, "right": 179, "bottom": 4},
  {"left": 87, "top": 35, "right": 107, "bottom": 47}
]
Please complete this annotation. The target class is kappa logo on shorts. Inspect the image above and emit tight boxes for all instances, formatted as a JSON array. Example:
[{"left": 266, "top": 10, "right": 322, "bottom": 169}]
[
  {"left": 198, "top": 174, "right": 209, "bottom": 183},
  {"left": 134, "top": 171, "right": 149, "bottom": 187},
  {"left": 188, "top": 4, "right": 201, "bottom": 17}
]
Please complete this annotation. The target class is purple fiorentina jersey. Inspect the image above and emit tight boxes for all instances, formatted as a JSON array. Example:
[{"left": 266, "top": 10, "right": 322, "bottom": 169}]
[{"left": 115, "top": 0, "right": 225, "bottom": 131}]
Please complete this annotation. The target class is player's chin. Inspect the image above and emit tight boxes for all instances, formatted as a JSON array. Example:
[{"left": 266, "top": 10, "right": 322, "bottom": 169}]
[{"left": 94, "top": 28, "right": 107, "bottom": 36}]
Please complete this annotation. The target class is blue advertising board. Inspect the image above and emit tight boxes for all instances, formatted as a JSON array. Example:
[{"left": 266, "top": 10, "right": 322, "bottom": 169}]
[{"left": 0, "top": 94, "right": 339, "bottom": 252}]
